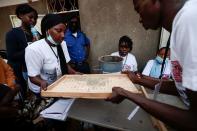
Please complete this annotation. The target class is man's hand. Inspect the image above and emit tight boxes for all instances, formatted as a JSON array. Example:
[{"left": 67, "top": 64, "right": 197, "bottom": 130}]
[{"left": 106, "top": 87, "right": 126, "bottom": 104}]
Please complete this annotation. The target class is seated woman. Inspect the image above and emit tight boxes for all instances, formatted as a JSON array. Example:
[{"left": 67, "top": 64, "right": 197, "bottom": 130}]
[
  {"left": 142, "top": 47, "right": 171, "bottom": 79},
  {"left": 111, "top": 35, "right": 138, "bottom": 72}
]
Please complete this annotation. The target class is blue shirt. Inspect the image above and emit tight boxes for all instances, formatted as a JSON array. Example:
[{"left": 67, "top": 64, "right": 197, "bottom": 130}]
[{"left": 64, "top": 29, "right": 90, "bottom": 62}]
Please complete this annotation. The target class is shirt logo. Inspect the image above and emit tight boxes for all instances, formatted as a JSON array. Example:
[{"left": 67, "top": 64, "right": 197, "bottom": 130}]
[
  {"left": 171, "top": 61, "right": 182, "bottom": 82},
  {"left": 123, "top": 64, "right": 131, "bottom": 71}
]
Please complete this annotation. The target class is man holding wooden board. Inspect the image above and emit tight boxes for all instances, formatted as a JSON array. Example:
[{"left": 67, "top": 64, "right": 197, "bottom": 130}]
[{"left": 107, "top": 0, "right": 197, "bottom": 131}]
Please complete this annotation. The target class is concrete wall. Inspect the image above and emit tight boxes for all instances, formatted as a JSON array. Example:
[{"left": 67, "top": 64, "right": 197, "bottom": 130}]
[
  {"left": 0, "top": 0, "right": 160, "bottom": 71},
  {"left": 79, "top": 0, "right": 160, "bottom": 71}
]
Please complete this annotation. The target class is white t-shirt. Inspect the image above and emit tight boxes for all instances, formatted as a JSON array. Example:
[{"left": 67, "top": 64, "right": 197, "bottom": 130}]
[
  {"left": 170, "top": 0, "right": 197, "bottom": 107},
  {"left": 111, "top": 52, "right": 138, "bottom": 71},
  {"left": 142, "top": 59, "right": 171, "bottom": 78},
  {"left": 25, "top": 39, "right": 70, "bottom": 93}
]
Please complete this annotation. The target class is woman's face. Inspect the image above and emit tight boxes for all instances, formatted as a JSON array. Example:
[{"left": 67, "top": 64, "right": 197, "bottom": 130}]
[
  {"left": 119, "top": 42, "right": 130, "bottom": 57},
  {"left": 48, "top": 23, "right": 66, "bottom": 44},
  {"left": 19, "top": 11, "right": 37, "bottom": 27},
  {"left": 158, "top": 48, "right": 170, "bottom": 59}
]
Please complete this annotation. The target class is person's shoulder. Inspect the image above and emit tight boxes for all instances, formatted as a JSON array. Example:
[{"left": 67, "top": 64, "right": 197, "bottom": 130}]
[
  {"left": 79, "top": 31, "right": 89, "bottom": 38},
  {"left": 6, "top": 27, "right": 21, "bottom": 35},
  {"left": 65, "top": 29, "right": 72, "bottom": 36},
  {"left": 27, "top": 39, "right": 45, "bottom": 50},
  {"left": 128, "top": 53, "right": 136, "bottom": 59},
  {"left": 183, "top": 1, "right": 197, "bottom": 17},
  {"left": 175, "top": 0, "right": 197, "bottom": 23},
  {"left": 146, "top": 59, "right": 154, "bottom": 65},
  {"left": 111, "top": 52, "right": 119, "bottom": 56}
]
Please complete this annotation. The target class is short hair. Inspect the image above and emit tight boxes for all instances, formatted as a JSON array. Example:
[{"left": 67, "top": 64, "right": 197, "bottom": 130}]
[
  {"left": 119, "top": 35, "right": 133, "bottom": 51},
  {"left": 15, "top": 4, "right": 38, "bottom": 19}
]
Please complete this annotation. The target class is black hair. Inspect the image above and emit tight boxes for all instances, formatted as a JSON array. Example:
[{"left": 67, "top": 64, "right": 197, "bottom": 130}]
[
  {"left": 119, "top": 35, "right": 133, "bottom": 51},
  {"left": 157, "top": 47, "right": 168, "bottom": 53},
  {"left": 69, "top": 14, "right": 79, "bottom": 22},
  {"left": 41, "top": 14, "right": 64, "bottom": 37},
  {"left": 68, "top": 14, "right": 80, "bottom": 26},
  {"left": 15, "top": 4, "right": 38, "bottom": 19}
]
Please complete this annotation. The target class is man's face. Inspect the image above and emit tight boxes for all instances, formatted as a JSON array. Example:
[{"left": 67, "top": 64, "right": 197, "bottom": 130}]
[
  {"left": 69, "top": 17, "right": 79, "bottom": 33},
  {"left": 132, "top": 0, "right": 161, "bottom": 30}
]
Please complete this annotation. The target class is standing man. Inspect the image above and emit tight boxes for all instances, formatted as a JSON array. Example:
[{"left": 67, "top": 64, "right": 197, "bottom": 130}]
[
  {"left": 107, "top": 0, "right": 197, "bottom": 130},
  {"left": 64, "top": 15, "right": 91, "bottom": 74}
]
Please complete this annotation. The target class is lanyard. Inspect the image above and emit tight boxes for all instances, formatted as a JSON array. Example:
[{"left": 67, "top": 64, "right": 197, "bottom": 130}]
[
  {"left": 154, "top": 35, "right": 171, "bottom": 100},
  {"left": 159, "top": 36, "right": 171, "bottom": 79},
  {"left": 45, "top": 38, "right": 59, "bottom": 60},
  {"left": 49, "top": 45, "right": 58, "bottom": 60}
]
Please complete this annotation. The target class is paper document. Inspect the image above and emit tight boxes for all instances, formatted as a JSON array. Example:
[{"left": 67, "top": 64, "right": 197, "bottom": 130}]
[{"left": 40, "top": 99, "right": 75, "bottom": 121}]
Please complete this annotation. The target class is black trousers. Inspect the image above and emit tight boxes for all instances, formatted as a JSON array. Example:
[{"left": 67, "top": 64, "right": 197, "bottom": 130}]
[{"left": 70, "top": 61, "right": 90, "bottom": 74}]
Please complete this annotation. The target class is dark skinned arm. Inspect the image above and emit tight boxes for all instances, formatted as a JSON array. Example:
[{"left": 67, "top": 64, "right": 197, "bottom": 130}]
[
  {"left": 29, "top": 75, "right": 48, "bottom": 91},
  {"left": 107, "top": 87, "right": 197, "bottom": 131},
  {"left": 128, "top": 71, "right": 179, "bottom": 96},
  {"left": 67, "top": 64, "right": 82, "bottom": 74}
]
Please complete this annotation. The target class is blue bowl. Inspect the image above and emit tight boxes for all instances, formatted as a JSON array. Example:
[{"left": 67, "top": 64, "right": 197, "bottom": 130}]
[{"left": 98, "top": 55, "right": 123, "bottom": 73}]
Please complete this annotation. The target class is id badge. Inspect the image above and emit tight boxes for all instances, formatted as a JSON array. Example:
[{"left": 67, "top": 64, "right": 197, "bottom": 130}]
[{"left": 56, "top": 65, "right": 62, "bottom": 79}]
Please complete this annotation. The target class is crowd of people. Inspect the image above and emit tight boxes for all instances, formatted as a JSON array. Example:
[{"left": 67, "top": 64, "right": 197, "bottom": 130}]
[{"left": 0, "top": 0, "right": 197, "bottom": 130}]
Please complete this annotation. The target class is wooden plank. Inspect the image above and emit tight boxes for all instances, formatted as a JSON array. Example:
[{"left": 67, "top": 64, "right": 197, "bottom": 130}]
[{"left": 41, "top": 74, "right": 139, "bottom": 99}]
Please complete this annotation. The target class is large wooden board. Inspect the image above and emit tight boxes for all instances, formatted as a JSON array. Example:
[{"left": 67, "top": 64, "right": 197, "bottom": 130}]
[{"left": 41, "top": 74, "right": 139, "bottom": 99}]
